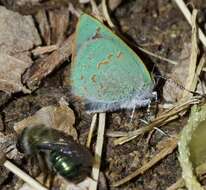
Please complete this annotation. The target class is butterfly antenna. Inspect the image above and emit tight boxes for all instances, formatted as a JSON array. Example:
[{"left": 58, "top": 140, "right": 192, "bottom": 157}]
[{"left": 155, "top": 75, "right": 204, "bottom": 97}]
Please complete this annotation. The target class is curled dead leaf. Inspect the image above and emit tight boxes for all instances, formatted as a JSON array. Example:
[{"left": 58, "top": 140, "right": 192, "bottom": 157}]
[{"left": 14, "top": 99, "right": 77, "bottom": 140}]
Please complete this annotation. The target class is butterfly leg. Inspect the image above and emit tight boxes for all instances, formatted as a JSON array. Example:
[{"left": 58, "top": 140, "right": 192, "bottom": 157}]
[{"left": 129, "top": 106, "right": 136, "bottom": 124}]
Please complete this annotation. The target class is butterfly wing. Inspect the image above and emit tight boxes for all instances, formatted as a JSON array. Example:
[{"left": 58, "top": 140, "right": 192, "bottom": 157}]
[{"left": 71, "top": 14, "right": 154, "bottom": 112}]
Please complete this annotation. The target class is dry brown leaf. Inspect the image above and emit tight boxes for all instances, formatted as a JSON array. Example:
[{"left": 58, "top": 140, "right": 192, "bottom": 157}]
[
  {"left": 22, "top": 35, "right": 73, "bottom": 90},
  {"left": 48, "top": 7, "right": 69, "bottom": 45},
  {"left": 14, "top": 99, "right": 77, "bottom": 140},
  {"left": 34, "top": 10, "right": 51, "bottom": 46}
]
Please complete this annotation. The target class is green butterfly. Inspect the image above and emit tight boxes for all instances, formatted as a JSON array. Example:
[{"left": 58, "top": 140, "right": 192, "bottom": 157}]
[{"left": 70, "top": 13, "right": 155, "bottom": 112}]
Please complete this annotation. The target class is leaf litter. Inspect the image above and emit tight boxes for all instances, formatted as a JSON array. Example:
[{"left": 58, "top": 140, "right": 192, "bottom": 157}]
[
  {"left": 0, "top": 6, "right": 41, "bottom": 95},
  {"left": 1, "top": 0, "right": 206, "bottom": 190}
]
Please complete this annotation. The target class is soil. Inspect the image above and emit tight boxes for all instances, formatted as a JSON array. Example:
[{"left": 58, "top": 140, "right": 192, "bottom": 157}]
[{"left": 0, "top": 0, "right": 206, "bottom": 190}]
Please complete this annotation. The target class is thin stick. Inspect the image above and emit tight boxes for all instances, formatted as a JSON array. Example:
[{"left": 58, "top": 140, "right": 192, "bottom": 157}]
[
  {"left": 90, "top": 0, "right": 102, "bottom": 20},
  {"left": 4, "top": 160, "right": 47, "bottom": 190},
  {"left": 90, "top": 113, "right": 106, "bottom": 190},
  {"left": 174, "top": 0, "right": 206, "bottom": 48},
  {"left": 114, "top": 97, "right": 200, "bottom": 145},
  {"left": 202, "top": 67, "right": 206, "bottom": 72},
  {"left": 79, "top": 0, "right": 90, "bottom": 3},
  {"left": 86, "top": 113, "right": 97, "bottom": 148},
  {"left": 102, "top": 0, "right": 115, "bottom": 28},
  {"left": 182, "top": 9, "right": 198, "bottom": 99},
  {"left": 32, "top": 45, "right": 58, "bottom": 57},
  {"left": 112, "top": 137, "right": 178, "bottom": 187},
  {"left": 137, "top": 46, "right": 178, "bottom": 65}
]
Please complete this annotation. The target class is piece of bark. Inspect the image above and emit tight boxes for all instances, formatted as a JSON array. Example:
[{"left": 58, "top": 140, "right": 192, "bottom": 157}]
[
  {"left": 0, "top": 115, "right": 4, "bottom": 131},
  {"left": 0, "top": 51, "right": 33, "bottom": 94},
  {"left": 0, "top": 6, "right": 41, "bottom": 54},
  {"left": 0, "top": 0, "right": 72, "bottom": 15},
  {"left": 13, "top": 52, "right": 33, "bottom": 64},
  {"left": 0, "top": 6, "right": 39, "bottom": 94},
  {"left": 22, "top": 35, "right": 73, "bottom": 90},
  {"left": 48, "top": 7, "right": 70, "bottom": 45},
  {"left": 34, "top": 9, "right": 51, "bottom": 45},
  {"left": 32, "top": 45, "right": 58, "bottom": 57},
  {"left": 0, "top": 54, "right": 32, "bottom": 94},
  {"left": 0, "top": 91, "right": 11, "bottom": 108}
]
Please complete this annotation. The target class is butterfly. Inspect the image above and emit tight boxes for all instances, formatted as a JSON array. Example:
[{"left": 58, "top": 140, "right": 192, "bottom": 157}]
[{"left": 70, "top": 13, "right": 155, "bottom": 112}]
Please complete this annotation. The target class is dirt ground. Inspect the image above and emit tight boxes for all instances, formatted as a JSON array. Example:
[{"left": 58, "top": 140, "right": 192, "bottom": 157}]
[{"left": 0, "top": 0, "right": 206, "bottom": 190}]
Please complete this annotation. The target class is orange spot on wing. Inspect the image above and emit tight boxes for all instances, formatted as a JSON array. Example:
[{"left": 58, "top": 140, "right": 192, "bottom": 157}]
[
  {"left": 97, "top": 60, "right": 110, "bottom": 69},
  {"left": 117, "top": 52, "right": 123, "bottom": 59},
  {"left": 91, "top": 75, "right": 97, "bottom": 83},
  {"left": 107, "top": 54, "right": 113, "bottom": 60}
]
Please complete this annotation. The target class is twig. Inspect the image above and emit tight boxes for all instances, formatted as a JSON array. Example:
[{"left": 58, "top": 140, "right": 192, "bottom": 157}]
[
  {"left": 90, "top": 0, "right": 102, "bottom": 20},
  {"left": 102, "top": 0, "right": 115, "bottom": 28},
  {"left": 22, "top": 34, "right": 73, "bottom": 90},
  {"left": 182, "top": 9, "right": 198, "bottom": 99},
  {"left": 112, "top": 137, "right": 178, "bottom": 187},
  {"left": 202, "top": 67, "right": 206, "bottom": 72},
  {"left": 32, "top": 45, "right": 58, "bottom": 57},
  {"left": 4, "top": 160, "right": 47, "bottom": 190},
  {"left": 191, "top": 56, "right": 206, "bottom": 94},
  {"left": 95, "top": 0, "right": 178, "bottom": 67},
  {"left": 86, "top": 114, "right": 97, "bottom": 148},
  {"left": 68, "top": 3, "right": 81, "bottom": 17},
  {"left": 114, "top": 97, "right": 200, "bottom": 145},
  {"left": 106, "top": 130, "right": 128, "bottom": 137},
  {"left": 79, "top": 0, "right": 90, "bottom": 3},
  {"left": 137, "top": 46, "right": 178, "bottom": 65},
  {"left": 174, "top": 0, "right": 206, "bottom": 48},
  {"left": 114, "top": 125, "right": 153, "bottom": 145},
  {"left": 90, "top": 113, "right": 106, "bottom": 190}
]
